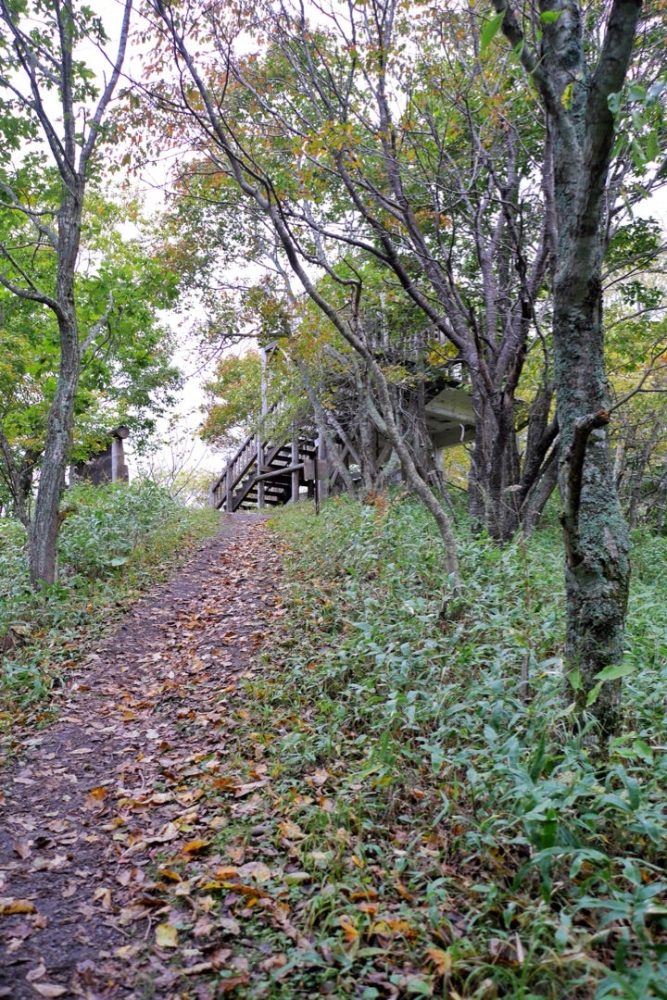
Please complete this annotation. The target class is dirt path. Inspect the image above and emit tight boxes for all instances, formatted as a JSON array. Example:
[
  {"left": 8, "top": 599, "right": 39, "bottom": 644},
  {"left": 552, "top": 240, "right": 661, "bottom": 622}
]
[{"left": 0, "top": 513, "right": 282, "bottom": 999}]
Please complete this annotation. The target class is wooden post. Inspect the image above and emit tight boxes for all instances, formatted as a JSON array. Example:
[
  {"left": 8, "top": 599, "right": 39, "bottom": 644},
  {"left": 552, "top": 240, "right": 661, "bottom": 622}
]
[
  {"left": 291, "top": 427, "right": 300, "bottom": 503},
  {"left": 256, "top": 433, "right": 265, "bottom": 509},
  {"left": 111, "top": 426, "right": 130, "bottom": 483},
  {"left": 317, "top": 432, "right": 329, "bottom": 503},
  {"left": 225, "top": 462, "right": 233, "bottom": 513},
  {"left": 257, "top": 345, "right": 270, "bottom": 510}
]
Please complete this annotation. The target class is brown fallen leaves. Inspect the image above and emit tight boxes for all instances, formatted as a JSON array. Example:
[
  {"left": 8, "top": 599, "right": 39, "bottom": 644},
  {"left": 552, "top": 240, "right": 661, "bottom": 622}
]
[{"left": 0, "top": 517, "right": 289, "bottom": 998}]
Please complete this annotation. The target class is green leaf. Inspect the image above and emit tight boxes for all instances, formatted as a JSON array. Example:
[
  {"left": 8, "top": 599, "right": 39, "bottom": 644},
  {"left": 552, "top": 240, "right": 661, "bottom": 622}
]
[
  {"left": 632, "top": 739, "right": 654, "bottom": 763},
  {"left": 540, "top": 10, "right": 562, "bottom": 24},
  {"left": 632, "top": 138, "right": 647, "bottom": 169},
  {"left": 405, "top": 977, "right": 434, "bottom": 997},
  {"left": 586, "top": 682, "right": 603, "bottom": 707},
  {"left": 608, "top": 91, "right": 622, "bottom": 115},
  {"left": 480, "top": 12, "right": 504, "bottom": 52},
  {"left": 646, "top": 130, "right": 659, "bottom": 162},
  {"left": 595, "top": 661, "right": 636, "bottom": 683},
  {"left": 628, "top": 83, "right": 647, "bottom": 103},
  {"left": 567, "top": 667, "right": 582, "bottom": 692}
]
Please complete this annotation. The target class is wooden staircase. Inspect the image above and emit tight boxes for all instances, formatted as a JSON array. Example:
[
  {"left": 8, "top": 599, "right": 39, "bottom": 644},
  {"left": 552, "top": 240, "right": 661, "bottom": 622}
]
[
  {"left": 209, "top": 423, "right": 319, "bottom": 512},
  {"left": 209, "top": 380, "right": 477, "bottom": 513}
]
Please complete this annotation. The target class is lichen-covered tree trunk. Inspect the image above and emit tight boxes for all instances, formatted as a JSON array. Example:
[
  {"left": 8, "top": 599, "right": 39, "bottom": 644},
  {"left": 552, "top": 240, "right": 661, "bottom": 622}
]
[
  {"left": 553, "top": 266, "right": 630, "bottom": 735},
  {"left": 493, "top": 0, "right": 642, "bottom": 736}
]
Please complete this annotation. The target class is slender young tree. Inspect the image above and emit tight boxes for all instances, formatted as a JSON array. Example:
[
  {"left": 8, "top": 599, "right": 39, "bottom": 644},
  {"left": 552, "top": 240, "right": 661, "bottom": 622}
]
[
  {"left": 0, "top": 0, "right": 133, "bottom": 585},
  {"left": 491, "top": 0, "right": 644, "bottom": 733}
]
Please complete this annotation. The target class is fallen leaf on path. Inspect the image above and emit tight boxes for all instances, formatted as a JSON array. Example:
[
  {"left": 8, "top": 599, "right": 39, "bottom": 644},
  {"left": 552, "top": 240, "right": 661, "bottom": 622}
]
[
  {"left": 25, "top": 962, "right": 46, "bottom": 981},
  {"left": 233, "top": 779, "right": 268, "bottom": 797},
  {"left": 144, "top": 822, "right": 179, "bottom": 844},
  {"left": 32, "top": 985, "right": 67, "bottom": 998},
  {"left": 216, "top": 977, "right": 249, "bottom": 994},
  {"left": 238, "top": 861, "right": 272, "bottom": 882},
  {"left": 181, "top": 838, "right": 209, "bottom": 854},
  {"left": 155, "top": 923, "right": 179, "bottom": 949},
  {"left": 218, "top": 916, "right": 241, "bottom": 936},
  {"left": 181, "top": 962, "right": 214, "bottom": 976},
  {"left": 93, "top": 887, "right": 112, "bottom": 910},
  {"left": 0, "top": 898, "right": 36, "bottom": 915}
]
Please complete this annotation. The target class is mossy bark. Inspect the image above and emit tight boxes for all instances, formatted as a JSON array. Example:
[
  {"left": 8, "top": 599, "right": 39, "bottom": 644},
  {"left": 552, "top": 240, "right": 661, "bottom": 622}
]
[
  {"left": 553, "top": 276, "right": 630, "bottom": 735},
  {"left": 493, "top": 0, "right": 642, "bottom": 735}
]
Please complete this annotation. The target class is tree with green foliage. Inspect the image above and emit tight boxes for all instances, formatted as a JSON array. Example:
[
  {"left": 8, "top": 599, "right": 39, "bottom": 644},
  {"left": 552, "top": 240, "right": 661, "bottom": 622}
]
[
  {"left": 0, "top": 0, "right": 133, "bottom": 585},
  {"left": 0, "top": 197, "right": 181, "bottom": 524}
]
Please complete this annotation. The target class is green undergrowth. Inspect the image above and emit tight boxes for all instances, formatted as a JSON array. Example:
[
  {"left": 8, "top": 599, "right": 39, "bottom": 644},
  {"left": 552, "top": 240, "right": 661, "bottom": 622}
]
[
  {"left": 233, "top": 495, "right": 666, "bottom": 999},
  {"left": 0, "top": 481, "right": 220, "bottom": 729}
]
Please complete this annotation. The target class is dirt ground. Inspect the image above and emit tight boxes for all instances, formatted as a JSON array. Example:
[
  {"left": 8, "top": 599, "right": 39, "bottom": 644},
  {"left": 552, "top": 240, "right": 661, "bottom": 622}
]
[{"left": 0, "top": 513, "right": 280, "bottom": 999}]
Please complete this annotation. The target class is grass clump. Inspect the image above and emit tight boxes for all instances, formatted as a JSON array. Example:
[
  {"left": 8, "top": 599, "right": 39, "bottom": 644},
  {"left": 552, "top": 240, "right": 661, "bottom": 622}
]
[
  {"left": 230, "top": 495, "right": 666, "bottom": 998},
  {"left": 0, "top": 480, "right": 220, "bottom": 725}
]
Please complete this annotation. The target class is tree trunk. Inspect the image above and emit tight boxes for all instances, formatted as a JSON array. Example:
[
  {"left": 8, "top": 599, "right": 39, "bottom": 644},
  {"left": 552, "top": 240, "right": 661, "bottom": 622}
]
[
  {"left": 29, "top": 195, "right": 82, "bottom": 587},
  {"left": 521, "top": 443, "right": 559, "bottom": 536},
  {"left": 469, "top": 386, "right": 521, "bottom": 542},
  {"left": 626, "top": 423, "right": 660, "bottom": 528},
  {"left": 553, "top": 272, "right": 630, "bottom": 737},
  {"left": 492, "top": 0, "right": 641, "bottom": 737},
  {"left": 28, "top": 314, "right": 80, "bottom": 585}
]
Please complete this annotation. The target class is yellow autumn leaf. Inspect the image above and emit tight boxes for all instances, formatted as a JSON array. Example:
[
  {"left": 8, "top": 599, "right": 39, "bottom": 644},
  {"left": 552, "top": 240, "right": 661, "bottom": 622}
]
[
  {"left": 156, "top": 923, "right": 179, "bottom": 949},
  {"left": 0, "top": 898, "right": 37, "bottom": 915},
  {"left": 371, "top": 918, "right": 417, "bottom": 938},
  {"left": 214, "top": 865, "right": 240, "bottom": 879}
]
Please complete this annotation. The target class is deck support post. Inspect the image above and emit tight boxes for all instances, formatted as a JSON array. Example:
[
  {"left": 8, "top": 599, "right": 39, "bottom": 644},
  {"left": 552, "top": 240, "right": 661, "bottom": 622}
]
[
  {"left": 317, "top": 431, "right": 329, "bottom": 504},
  {"left": 291, "top": 428, "right": 300, "bottom": 503},
  {"left": 256, "top": 433, "right": 265, "bottom": 509},
  {"left": 225, "top": 462, "right": 233, "bottom": 513}
]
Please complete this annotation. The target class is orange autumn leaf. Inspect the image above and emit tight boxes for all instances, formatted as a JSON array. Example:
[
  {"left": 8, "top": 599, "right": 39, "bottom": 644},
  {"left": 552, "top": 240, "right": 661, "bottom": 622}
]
[
  {"left": 338, "top": 915, "right": 359, "bottom": 943},
  {"left": 158, "top": 869, "right": 182, "bottom": 882},
  {"left": 214, "top": 866, "right": 240, "bottom": 879},
  {"left": 371, "top": 918, "right": 417, "bottom": 939},
  {"left": 350, "top": 888, "right": 378, "bottom": 901},
  {"left": 426, "top": 947, "right": 453, "bottom": 975},
  {"left": 181, "top": 839, "right": 210, "bottom": 854}
]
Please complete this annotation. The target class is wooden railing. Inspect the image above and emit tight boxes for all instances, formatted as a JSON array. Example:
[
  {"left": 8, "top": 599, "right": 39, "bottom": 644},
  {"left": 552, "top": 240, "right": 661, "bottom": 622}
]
[{"left": 209, "top": 415, "right": 319, "bottom": 512}]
